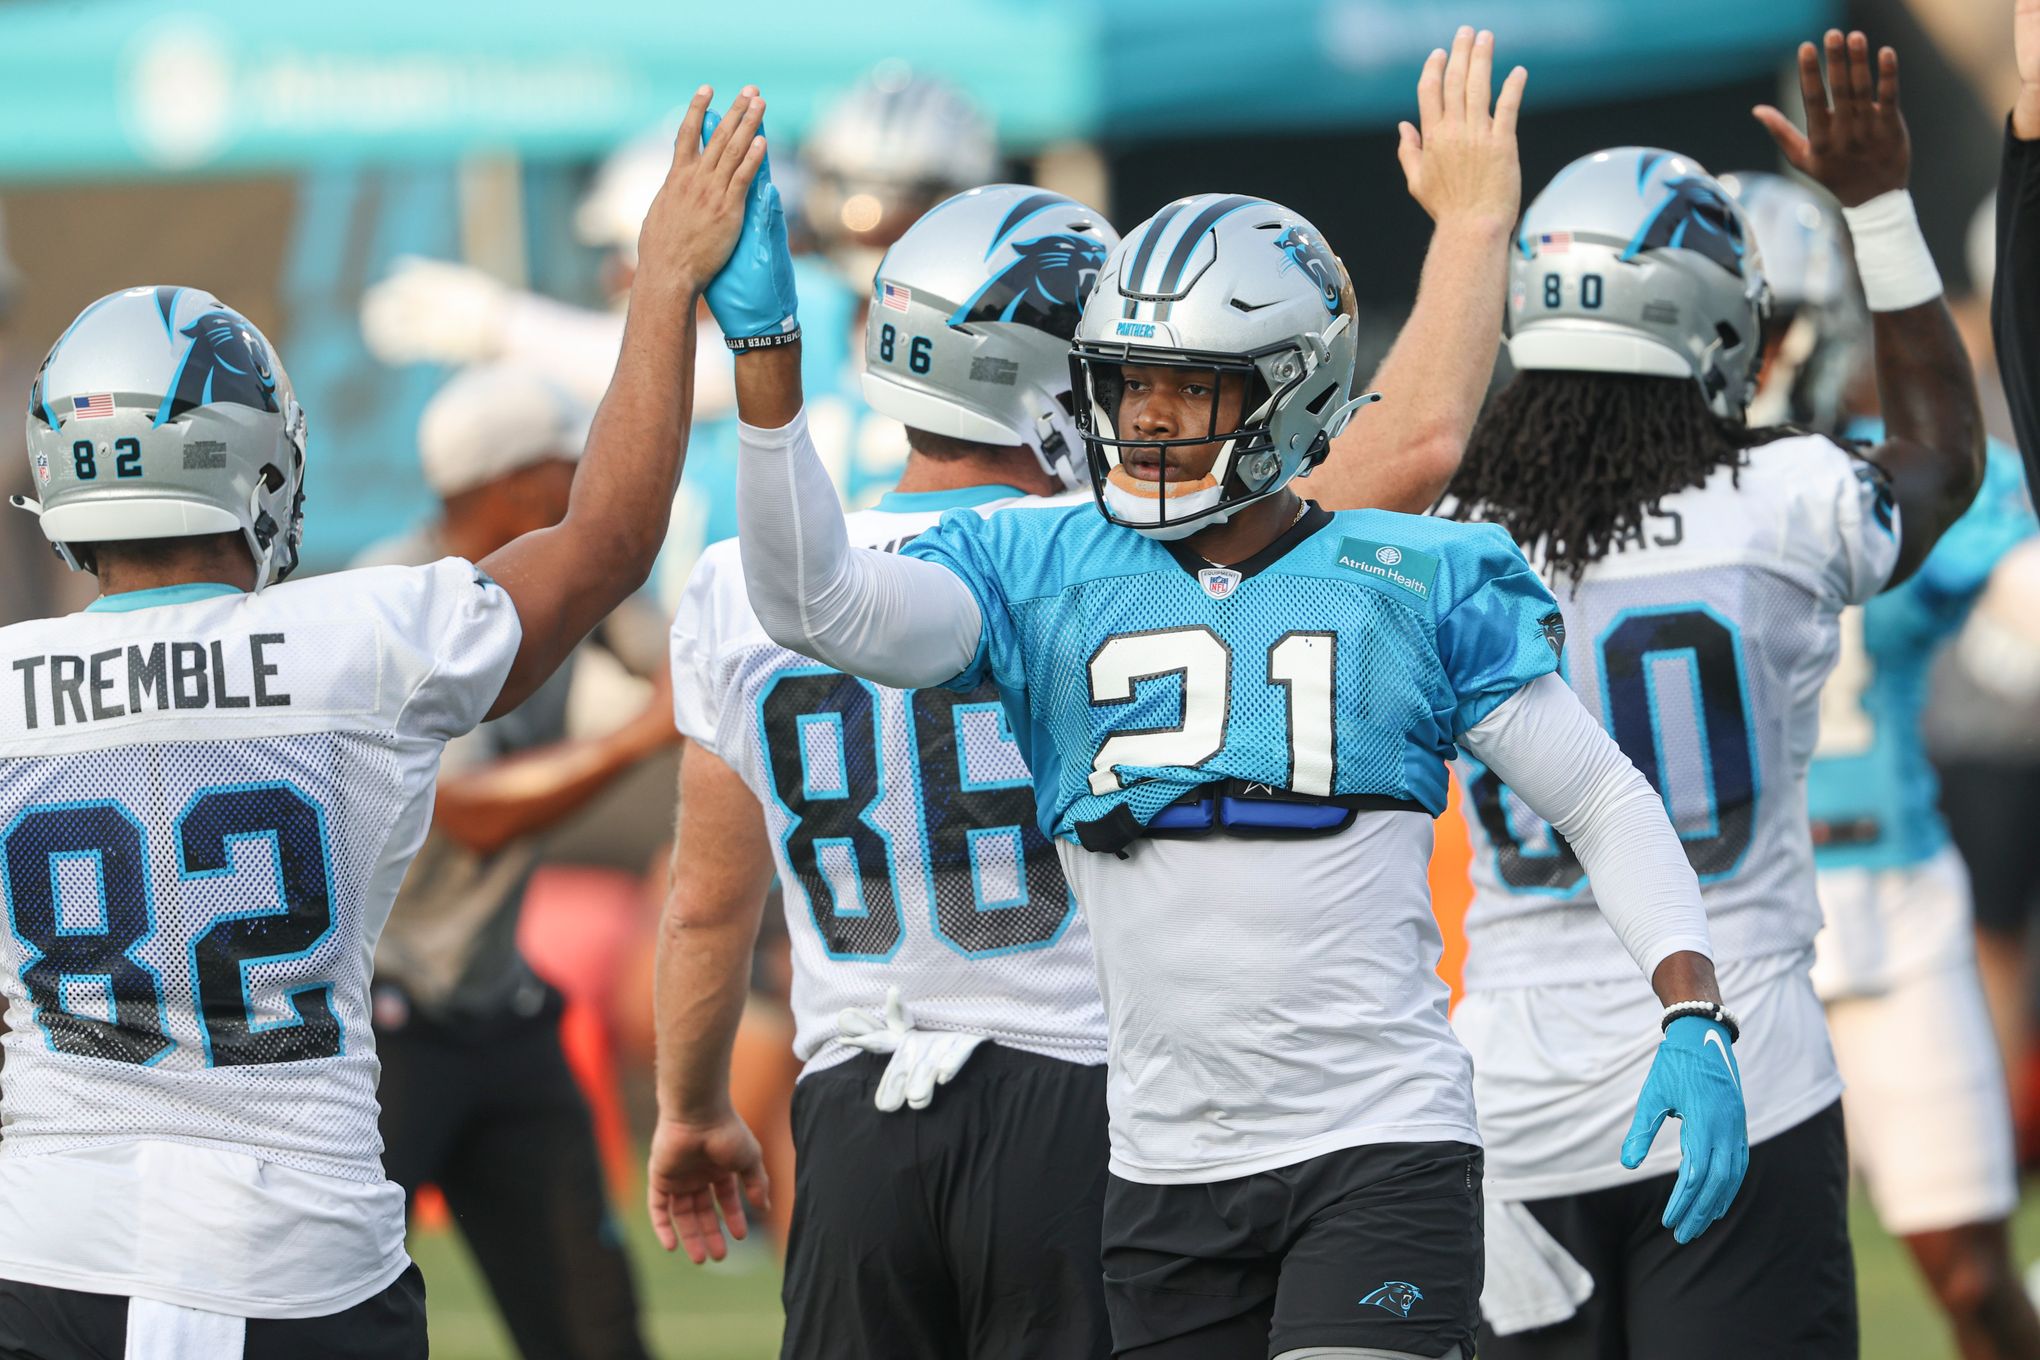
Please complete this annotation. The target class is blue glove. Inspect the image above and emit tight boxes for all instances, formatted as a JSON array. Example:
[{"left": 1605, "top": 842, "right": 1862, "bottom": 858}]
[
  {"left": 1620, "top": 1015, "right": 1749, "bottom": 1244},
  {"left": 700, "top": 109, "right": 799, "bottom": 349}
]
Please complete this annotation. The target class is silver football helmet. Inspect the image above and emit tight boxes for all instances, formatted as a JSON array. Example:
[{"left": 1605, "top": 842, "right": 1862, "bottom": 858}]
[
  {"left": 1069, "top": 194, "right": 1368, "bottom": 539},
  {"left": 15, "top": 286, "right": 308, "bottom": 585},
  {"left": 1510, "top": 148, "right": 1771, "bottom": 419},
  {"left": 864, "top": 185, "right": 1117, "bottom": 489},
  {"left": 802, "top": 65, "right": 997, "bottom": 287},
  {"left": 1720, "top": 170, "right": 1867, "bottom": 434}
]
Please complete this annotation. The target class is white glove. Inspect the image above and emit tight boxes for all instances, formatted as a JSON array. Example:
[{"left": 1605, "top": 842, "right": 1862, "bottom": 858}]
[
  {"left": 836, "top": 986, "right": 987, "bottom": 1113},
  {"left": 360, "top": 256, "right": 511, "bottom": 365}
]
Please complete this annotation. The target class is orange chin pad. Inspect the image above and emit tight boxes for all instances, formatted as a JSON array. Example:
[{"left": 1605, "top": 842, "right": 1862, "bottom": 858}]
[{"left": 1106, "top": 464, "right": 1220, "bottom": 500}]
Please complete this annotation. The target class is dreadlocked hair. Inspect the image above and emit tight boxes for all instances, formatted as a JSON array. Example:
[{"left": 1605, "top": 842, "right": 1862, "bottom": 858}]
[{"left": 1444, "top": 371, "right": 1795, "bottom": 589}]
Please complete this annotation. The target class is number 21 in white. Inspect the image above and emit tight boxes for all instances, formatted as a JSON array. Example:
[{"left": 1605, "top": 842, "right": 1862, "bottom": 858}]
[{"left": 1086, "top": 627, "right": 1337, "bottom": 797}]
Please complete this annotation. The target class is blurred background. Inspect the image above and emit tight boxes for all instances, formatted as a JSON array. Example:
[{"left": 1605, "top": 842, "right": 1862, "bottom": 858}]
[{"left": 0, "top": 0, "right": 2034, "bottom": 1355}]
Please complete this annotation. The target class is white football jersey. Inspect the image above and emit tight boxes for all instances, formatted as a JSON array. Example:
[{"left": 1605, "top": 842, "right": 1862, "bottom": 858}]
[
  {"left": 1458, "top": 434, "right": 1899, "bottom": 990},
  {"left": 670, "top": 489, "right": 1107, "bottom": 1077},
  {"left": 0, "top": 561, "right": 521, "bottom": 1315}
]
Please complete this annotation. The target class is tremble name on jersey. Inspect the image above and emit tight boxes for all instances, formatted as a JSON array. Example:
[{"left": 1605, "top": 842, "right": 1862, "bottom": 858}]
[
  {"left": 0, "top": 562, "right": 522, "bottom": 1318},
  {"left": 12, "top": 632, "right": 294, "bottom": 728}
]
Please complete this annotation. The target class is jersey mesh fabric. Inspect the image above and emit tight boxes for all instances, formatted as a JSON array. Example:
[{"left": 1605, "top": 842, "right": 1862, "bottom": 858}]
[
  {"left": 0, "top": 561, "right": 521, "bottom": 1185},
  {"left": 1460, "top": 434, "right": 1900, "bottom": 989},
  {"left": 673, "top": 494, "right": 1107, "bottom": 1074},
  {"left": 901, "top": 505, "right": 1560, "bottom": 838},
  {"left": 888, "top": 501, "right": 1556, "bottom": 1180},
  {"left": 1808, "top": 438, "right": 2035, "bottom": 872}
]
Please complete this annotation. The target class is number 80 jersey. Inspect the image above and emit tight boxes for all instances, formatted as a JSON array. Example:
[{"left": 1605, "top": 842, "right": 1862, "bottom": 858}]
[
  {"left": 1458, "top": 434, "right": 1901, "bottom": 990},
  {"left": 671, "top": 489, "right": 1107, "bottom": 1075}
]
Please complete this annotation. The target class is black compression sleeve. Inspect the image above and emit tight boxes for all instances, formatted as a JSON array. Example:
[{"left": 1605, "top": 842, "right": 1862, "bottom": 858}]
[{"left": 1995, "top": 120, "right": 2040, "bottom": 490}]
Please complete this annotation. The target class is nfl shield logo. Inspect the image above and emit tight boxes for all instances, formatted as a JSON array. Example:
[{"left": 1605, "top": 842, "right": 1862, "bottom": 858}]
[
  {"left": 1197, "top": 567, "right": 1241, "bottom": 600},
  {"left": 33, "top": 452, "right": 49, "bottom": 485}
]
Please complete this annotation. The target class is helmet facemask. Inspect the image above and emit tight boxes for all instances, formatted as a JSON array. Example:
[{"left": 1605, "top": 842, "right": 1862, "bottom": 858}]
[{"left": 1071, "top": 339, "right": 1339, "bottom": 541}]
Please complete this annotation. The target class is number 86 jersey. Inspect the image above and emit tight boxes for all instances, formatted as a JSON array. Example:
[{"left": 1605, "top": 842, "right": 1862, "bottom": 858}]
[{"left": 671, "top": 488, "right": 1107, "bottom": 1075}]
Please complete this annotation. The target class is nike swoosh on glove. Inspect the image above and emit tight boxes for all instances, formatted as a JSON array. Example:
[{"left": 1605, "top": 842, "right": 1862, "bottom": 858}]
[
  {"left": 1620, "top": 1015, "right": 1749, "bottom": 1244},
  {"left": 699, "top": 109, "right": 800, "bottom": 348},
  {"left": 836, "top": 985, "right": 987, "bottom": 1113}
]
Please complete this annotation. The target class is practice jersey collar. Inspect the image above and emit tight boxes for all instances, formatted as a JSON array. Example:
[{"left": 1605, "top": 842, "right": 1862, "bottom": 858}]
[
  {"left": 875, "top": 485, "right": 1031, "bottom": 513},
  {"left": 85, "top": 582, "right": 246, "bottom": 614},
  {"left": 1162, "top": 502, "right": 1334, "bottom": 583}
]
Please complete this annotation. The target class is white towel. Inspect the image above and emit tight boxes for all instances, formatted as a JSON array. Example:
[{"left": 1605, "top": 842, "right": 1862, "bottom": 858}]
[
  {"left": 1480, "top": 1196, "right": 1595, "bottom": 1336},
  {"left": 124, "top": 1298, "right": 244, "bottom": 1360}
]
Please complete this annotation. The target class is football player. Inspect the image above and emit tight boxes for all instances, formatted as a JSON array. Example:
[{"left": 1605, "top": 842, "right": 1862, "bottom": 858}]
[
  {"left": 1730, "top": 169, "right": 2040, "bottom": 1360},
  {"left": 1446, "top": 34, "right": 1984, "bottom": 1359},
  {"left": 0, "top": 87, "right": 763, "bottom": 1358},
  {"left": 653, "top": 30, "right": 1566, "bottom": 1360},
  {"left": 714, "top": 58, "right": 1741, "bottom": 1360}
]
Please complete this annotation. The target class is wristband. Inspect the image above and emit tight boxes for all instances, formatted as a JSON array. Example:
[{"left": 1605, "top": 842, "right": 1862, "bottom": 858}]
[
  {"left": 1840, "top": 190, "right": 1943, "bottom": 312},
  {"left": 725, "top": 326, "right": 801, "bottom": 352},
  {"left": 1660, "top": 1000, "right": 1740, "bottom": 1043}
]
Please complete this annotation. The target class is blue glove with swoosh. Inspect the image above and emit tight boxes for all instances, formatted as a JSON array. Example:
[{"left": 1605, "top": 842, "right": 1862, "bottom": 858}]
[
  {"left": 1620, "top": 1015, "right": 1749, "bottom": 1244},
  {"left": 699, "top": 109, "right": 799, "bottom": 349}
]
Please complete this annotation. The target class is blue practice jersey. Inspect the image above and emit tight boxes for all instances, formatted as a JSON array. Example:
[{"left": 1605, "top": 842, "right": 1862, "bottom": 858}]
[
  {"left": 654, "top": 258, "right": 906, "bottom": 607},
  {"left": 1809, "top": 435, "right": 2035, "bottom": 871},
  {"left": 901, "top": 503, "right": 1563, "bottom": 843}
]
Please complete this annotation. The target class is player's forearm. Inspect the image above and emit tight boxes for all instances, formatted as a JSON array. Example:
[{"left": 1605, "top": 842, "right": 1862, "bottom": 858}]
[
  {"left": 736, "top": 408, "right": 984, "bottom": 687},
  {"left": 1462, "top": 675, "right": 1714, "bottom": 978},
  {"left": 564, "top": 283, "right": 701, "bottom": 580},
  {"left": 433, "top": 719, "right": 674, "bottom": 856},
  {"left": 653, "top": 895, "right": 762, "bottom": 1122},
  {"left": 1304, "top": 218, "right": 1508, "bottom": 514}
]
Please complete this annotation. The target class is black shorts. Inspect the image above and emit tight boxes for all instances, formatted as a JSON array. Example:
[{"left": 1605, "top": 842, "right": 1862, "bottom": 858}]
[
  {"left": 373, "top": 984, "right": 648, "bottom": 1360},
  {"left": 781, "top": 1043, "right": 1111, "bottom": 1360},
  {"left": 1482, "top": 1101, "right": 1854, "bottom": 1360},
  {"left": 1940, "top": 761, "right": 2040, "bottom": 933},
  {"left": 1101, "top": 1140, "right": 1483, "bottom": 1359},
  {"left": 0, "top": 1264, "right": 424, "bottom": 1360}
]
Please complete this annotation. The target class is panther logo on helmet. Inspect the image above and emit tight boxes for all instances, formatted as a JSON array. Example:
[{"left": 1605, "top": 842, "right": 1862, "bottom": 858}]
[
  {"left": 949, "top": 233, "right": 1109, "bottom": 339},
  {"left": 1623, "top": 157, "right": 1747, "bottom": 279},
  {"left": 1274, "top": 225, "right": 1344, "bottom": 314},
  {"left": 157, "top": 310, "right": 280, "bottom": 427}
]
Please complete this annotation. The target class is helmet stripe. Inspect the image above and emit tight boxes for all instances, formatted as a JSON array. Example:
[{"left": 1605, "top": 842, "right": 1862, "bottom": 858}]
[
  {"left": 153, "top": 286, "right": 184, "bottom": 338},
  {"left": 1153, "top": 194, "right": 1263, "bottom": 295},
  {"left": 1121, "top": 198, "right": 1192, "bottom": 317}
]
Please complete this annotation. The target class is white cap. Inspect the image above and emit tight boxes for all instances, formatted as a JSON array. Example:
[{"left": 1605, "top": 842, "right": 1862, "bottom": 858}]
[{"left": 417, "top": 363, "right": 588, "bottom": 498}]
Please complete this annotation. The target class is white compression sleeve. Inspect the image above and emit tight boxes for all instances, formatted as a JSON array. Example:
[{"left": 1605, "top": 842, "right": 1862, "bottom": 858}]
[
  {"left": 736, "top": 408, "right": 985, "bottom": 689},
  {"left": 1458, "top": 673, "right": 1714, "bottom": 980}
]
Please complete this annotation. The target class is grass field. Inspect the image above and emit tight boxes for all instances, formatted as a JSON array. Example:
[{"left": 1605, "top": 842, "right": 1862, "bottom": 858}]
[{"left": 410, "top": 1177, "right": 2040, "bottom": 1359}]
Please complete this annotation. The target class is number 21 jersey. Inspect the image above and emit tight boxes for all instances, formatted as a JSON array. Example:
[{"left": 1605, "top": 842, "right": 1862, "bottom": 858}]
[{"left": 0, "top": 562, "right": 521, "bottom": 1316}]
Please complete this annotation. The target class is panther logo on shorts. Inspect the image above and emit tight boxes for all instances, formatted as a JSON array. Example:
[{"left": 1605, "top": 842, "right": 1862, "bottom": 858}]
[{"left": 1359, "top": 1281, "right": 1423, "bottom": 1317}]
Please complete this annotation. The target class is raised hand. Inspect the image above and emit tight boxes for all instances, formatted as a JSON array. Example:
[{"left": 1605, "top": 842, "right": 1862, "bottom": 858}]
[
  {"left": 1397, "top": 26, "right": 1528, "bottom": 233},
  {"left": 634, "top": 85, "right": 769, "bottom": 302},
  {"left": 1754, "top": 30, "right": 1908, "bottom": 208},
  {"left": 646, "top": 1107, "right": 772, "bottom": 1264}
]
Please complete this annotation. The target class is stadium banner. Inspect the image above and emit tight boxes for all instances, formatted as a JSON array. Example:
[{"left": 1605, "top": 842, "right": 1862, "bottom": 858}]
[{"left": 0, "top": 0, "right": 1832, "bottom": 182}]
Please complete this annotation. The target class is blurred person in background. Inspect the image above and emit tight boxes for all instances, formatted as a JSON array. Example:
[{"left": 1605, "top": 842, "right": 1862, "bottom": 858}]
[
  {"left": 1450, "top": 31, "right": 1983, "bottom": 1358},
  {"left": 360, "top": 64, "right": 996, "bottom": 606},
  {"left": 357, "top": 363, "right": 676, "bottom": 1360},
  {"left": 1730, "top": 169, "right": 2040, "bottom": 1360}
]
